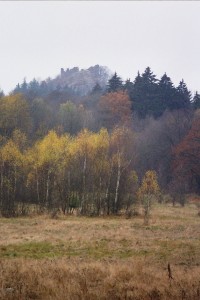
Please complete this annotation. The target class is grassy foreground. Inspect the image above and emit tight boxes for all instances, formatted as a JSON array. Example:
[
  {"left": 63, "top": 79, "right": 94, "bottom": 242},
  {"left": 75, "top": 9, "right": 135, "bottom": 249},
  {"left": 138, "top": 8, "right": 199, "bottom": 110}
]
[{"left": 0, "top": 204, "right": 200, "bottom": 299}]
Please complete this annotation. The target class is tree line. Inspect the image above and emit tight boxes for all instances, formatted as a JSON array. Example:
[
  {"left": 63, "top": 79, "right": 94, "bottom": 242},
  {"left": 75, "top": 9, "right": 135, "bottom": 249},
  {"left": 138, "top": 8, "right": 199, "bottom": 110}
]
[
  {"left": 0, "top": 127, "right": 140, "bottom": 216},
  {"left": 0, "top": 66, "right": 199, "bottom": 216},
  {"left": 108, "top": 67, "right": 199, "bottom": 117}
]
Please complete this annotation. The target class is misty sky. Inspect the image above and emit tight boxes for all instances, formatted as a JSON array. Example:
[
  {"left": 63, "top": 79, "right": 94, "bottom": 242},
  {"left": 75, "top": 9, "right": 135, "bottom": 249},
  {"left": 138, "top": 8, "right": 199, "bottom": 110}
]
[{"left": 1, "top": 1, "right": 200, "bottom": 94}]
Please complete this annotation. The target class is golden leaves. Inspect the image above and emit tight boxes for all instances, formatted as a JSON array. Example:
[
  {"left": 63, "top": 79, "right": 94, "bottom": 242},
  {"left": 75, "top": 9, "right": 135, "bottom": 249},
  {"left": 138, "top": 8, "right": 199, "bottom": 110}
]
[{"left": 137, "top": 170, "right": 160, "bottom": 200}]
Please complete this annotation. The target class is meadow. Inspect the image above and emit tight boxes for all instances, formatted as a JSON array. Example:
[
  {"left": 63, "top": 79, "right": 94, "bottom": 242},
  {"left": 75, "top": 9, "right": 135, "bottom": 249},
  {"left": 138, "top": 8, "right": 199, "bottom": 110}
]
[{"left": 0, "top": 203, "right": 200, "bottom": 299}]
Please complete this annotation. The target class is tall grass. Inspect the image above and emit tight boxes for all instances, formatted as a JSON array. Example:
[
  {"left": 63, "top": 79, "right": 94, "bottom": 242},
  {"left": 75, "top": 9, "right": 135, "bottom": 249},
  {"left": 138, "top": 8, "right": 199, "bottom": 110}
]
[
  {"left": 0, "top": 258, "right": 200, "bottom": 300},
  {"left": 0, "top": 203, "right": 200, "bottom": 299}
]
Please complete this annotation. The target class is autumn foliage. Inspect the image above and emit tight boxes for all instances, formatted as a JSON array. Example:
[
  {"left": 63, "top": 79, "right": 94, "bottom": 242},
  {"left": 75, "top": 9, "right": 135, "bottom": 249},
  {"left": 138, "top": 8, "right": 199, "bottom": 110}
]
[
  {"left": 137, "top": 170, "right": 160, "bottom": 224},
  {"left": 0, "top": 127, "right": 138, "bottom": 216},
  {"left": 172, "top": 112, "right": 200, "bottom": 193},
  {"left": 99, "top": 91, "right": 132, "bottom": 129}
]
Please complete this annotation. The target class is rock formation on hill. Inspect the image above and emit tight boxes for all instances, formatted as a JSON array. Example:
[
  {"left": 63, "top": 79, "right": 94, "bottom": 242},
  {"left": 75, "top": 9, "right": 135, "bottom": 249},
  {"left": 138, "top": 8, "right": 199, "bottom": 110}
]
[{"left": 52, "top": 65, "right": 111, "bottom": 95}]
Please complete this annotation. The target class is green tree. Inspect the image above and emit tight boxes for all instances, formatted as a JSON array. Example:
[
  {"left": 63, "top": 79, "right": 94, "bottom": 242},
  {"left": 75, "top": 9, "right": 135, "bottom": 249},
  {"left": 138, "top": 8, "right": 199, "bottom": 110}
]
[
  {"left": 192, "top": 91, "right": 200, "bottom": 110},
  {"left": 91, "top": 83, "right": 103, "bottom": 95},
  {"left": 130, "top": 67, "right": 159, "bottom": 118},
  {"left": 123, "top": 79, "right": 134, "bottom": 92},
  {"left": 175, "top": 79, "right": 191, "bottom": 109},
  {"left": 158, "top": 73, "right": 176, "bottom": 113},
  {"left": 107, "top": 72, "right": 123, "bottom": 93}
]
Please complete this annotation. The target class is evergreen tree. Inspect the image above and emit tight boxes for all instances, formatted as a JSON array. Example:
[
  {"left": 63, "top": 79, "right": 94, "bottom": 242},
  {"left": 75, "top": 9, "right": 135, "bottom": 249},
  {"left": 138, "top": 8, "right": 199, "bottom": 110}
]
[
  {"left": 21, "top": 78, "right": 28, "bottom": 93},
  {"left": 141, "top": 67, "right": 160, "bottom": 117},
  {"left": 27, "top": 78, "right": 40, "bottom": 101},
  {"left": 129, "top": 71, "right": 143, "bottom": 114},
  {"left": 39, "top": 81, "right": 49, "bottom": 96},
  {"left": 91, "top": 83, "right": 103, "bottom": 95},
  {"left": 159, "top": 73, "right": 174, "bottom": 91},
  {"left": 129, "top": 67, "right": 159, "bottom": 118},
  {"left": 107, "top": 72, "right": 123, "bottom": 92},
  {"left": 142, "top": 67, "right": 157, "bottom": 85},
  {"left": 29, "top": 78, "right": 39, "bottom": 91},
  {"left": 13, "top": 84, "right": 21, "bottom": 94},
  {"left": 193, "top": 91, "right": 200, "bottom": 110},
  {"left": 175, "top": 79, "right": 191, "bottom": 109},
  {"left": 158, "top": 73, "right": 176, "bottom": 113},
  {"left": 123, "top": 79, "right": 133, "bottom": 92},
  {"left": 13, "top": 80, "right": 27, "bottom": 95},
  {"left": 129, "top": 69, "right": 192, "bottom": 117}
]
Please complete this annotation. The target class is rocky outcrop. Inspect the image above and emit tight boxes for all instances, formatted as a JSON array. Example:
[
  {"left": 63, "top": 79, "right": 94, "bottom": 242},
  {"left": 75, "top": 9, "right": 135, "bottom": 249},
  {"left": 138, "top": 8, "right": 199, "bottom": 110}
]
[{"left": 52, "top": 65, "right": 111, "bottom": 95}]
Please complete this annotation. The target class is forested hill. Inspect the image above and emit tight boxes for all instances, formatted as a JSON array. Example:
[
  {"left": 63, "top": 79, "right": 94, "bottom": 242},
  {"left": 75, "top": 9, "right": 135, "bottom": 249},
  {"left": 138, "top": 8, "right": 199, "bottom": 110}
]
[
  {"left": 0, "top": 65, "right": 200, "bottom": 216},
  {"left": 10, "top": 65, "right": 200, "bottom": 116},
  {"left": 13, "top": 64, "right": 111, "bottom": 100}
]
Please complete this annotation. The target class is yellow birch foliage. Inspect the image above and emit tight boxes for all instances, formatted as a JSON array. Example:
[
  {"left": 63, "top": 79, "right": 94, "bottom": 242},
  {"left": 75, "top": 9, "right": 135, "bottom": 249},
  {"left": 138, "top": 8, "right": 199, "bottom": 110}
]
[{"left": 137, "top": 170, "right": 160, "bottom": 200}]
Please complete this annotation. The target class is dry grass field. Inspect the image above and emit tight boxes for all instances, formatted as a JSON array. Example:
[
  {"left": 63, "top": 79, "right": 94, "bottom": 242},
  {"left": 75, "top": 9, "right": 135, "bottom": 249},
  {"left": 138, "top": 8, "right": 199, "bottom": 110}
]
[{"left": 0, "top": 203, "right": 200, "bottom": 299}]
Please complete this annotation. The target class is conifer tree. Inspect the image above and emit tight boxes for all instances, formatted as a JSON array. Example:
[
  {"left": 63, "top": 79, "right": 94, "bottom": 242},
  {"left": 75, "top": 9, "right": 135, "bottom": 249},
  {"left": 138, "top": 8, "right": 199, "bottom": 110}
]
[
  {"left": 91, "top": 83, "right": 103, "bottom": 95},
  {"left": 142, "top": 67, "right": 157, "bottom": 85},
  {"left": 21, "top": 78, "right": 28, "bottom": 92},
  {"left": 130, "top": 67, "right": 159, "bottom": 118},
  {"left": 129, "top": 71, "right": 143, "bottom": 114},
  {"left": 175, "top": 79, "right": 191, "bottom": 109},
  {"left": 192, "top": 91, "right": 200, "bottom": 110},
  {"left": 123, "top": 79, "right": 133, "bottom": 92},
  {"left": 158, "top": 73, "right": 176, "bottom": 113},
  {"left": 107, "top": 72, "right": 123, "bottom": 92}
]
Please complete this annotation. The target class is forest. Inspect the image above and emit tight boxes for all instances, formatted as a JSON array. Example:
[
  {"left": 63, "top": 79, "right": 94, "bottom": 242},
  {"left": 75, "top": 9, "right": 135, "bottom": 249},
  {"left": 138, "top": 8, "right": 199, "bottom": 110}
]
[{"left": 0, "top": 65, "right": 200, "bottom": 217}]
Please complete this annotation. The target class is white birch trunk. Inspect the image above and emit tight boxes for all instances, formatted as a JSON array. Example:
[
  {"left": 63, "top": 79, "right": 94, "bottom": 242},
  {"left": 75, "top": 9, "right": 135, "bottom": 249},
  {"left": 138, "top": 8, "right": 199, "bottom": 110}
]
[{"left": 114, "top": 151, "right": 121, "bottom": 209}]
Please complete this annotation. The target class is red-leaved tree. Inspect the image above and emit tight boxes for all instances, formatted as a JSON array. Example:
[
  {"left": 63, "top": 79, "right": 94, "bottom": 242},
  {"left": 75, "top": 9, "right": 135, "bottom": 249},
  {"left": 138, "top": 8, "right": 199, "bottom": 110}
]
[{"left": 172, "top": 112, "right": 200, "bottom": 194}]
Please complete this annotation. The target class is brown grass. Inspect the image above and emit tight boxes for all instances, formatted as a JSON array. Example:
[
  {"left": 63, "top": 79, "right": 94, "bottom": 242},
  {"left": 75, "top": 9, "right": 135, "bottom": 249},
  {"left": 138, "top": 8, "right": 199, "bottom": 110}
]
[{"left": 0, "top": 203, "right": 200, "bottom": 299}]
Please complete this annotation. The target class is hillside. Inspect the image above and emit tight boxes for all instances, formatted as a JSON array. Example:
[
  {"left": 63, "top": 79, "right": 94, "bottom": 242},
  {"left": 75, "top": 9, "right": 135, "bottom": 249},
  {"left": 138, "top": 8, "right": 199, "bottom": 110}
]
[
  {"left": 0, "top": 66, "right": 200, "bottom": 218},
  {"left": 50, "top": 64, "right": 111, "bottom": 95}
]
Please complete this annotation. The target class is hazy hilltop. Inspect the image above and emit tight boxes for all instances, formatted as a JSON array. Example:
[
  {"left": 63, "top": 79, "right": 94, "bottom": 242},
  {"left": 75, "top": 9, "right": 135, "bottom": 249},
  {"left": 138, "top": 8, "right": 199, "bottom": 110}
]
[
  {"left": 12, "top": 64, "right": 112, "bottom": 104},
  {"left": 51, "top": 65, "right": 111, "bottom": 95}
]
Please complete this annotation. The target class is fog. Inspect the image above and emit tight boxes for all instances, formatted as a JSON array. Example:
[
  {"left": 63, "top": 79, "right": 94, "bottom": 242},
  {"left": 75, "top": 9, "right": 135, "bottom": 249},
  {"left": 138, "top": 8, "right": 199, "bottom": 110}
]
[{"left": 0, "top": 1, "right": 200, "bottom": 93}]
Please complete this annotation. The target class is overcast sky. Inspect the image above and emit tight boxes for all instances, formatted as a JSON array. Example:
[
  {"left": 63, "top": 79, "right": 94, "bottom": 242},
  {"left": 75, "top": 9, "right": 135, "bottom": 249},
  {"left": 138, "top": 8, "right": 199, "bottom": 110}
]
[{"left": 0, "top": 1, "right": 200, "bottom": 94}]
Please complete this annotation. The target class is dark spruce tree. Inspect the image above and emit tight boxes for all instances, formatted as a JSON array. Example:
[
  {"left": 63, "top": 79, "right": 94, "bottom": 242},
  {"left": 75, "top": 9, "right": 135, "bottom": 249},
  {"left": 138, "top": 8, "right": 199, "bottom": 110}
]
[
  {"left": 107, "top": 72, "right": 123, "bottom": 92},
  {"left": 142, "top": 66, "right": 157, "bottom": 85},
  {"left": 13, "top": 79, "right": 28, "bottom": 95},
  {"left": 123, "top": 78, "right": 134, "bottom": 92},
  {"left": 91, "top": 83, "right": 103, "bottom": 95},
  {"left": 26, "top": 78, "right": 41, "bottom": 101},
  {"left": 192, "top": 91, "right": 200, "bottom": 110},
  {"left": 129, "top": 71, "right": 143, "bottom": 115},
  {"left": 142, "top": 67, "right": 160, "bottom": 117},
  {"left": 126, "top": 68, "right": 193, "bottom": 118},
  {"left": 129, "top": 67, "right": 160, "bottom": 118},
  {"left": 175, "top": 79, "right": 191, "bottom": 109},
  {"left": 13, "top": 83, "right": 21, "bottom": 94},
  {"left": 158, "top": 73, "right": 177, "bottom": 113},
  {"left": 21, "top": 78, "right": 28, "bottom": 93}
]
